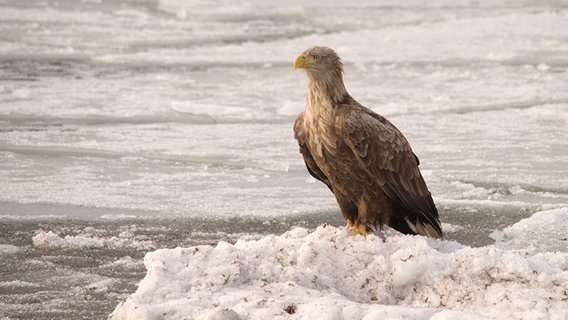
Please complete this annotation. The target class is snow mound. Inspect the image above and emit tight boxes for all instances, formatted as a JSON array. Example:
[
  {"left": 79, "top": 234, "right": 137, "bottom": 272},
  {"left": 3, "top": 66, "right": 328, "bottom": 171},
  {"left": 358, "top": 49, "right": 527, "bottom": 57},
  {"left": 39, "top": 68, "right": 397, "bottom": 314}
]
[{"left": 109, "top": 225, "right": 568, "bottom": 320}]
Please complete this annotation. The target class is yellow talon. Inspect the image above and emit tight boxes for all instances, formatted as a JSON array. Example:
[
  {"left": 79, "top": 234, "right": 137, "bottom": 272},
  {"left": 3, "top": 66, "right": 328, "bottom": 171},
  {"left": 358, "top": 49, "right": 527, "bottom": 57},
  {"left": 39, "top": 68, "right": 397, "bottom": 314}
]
[
  {"left": 346, "top": 220, "right": 368, "bottom": 236},
  {"left": 353, "top": 224, "right": 368, "bottom": 236}
]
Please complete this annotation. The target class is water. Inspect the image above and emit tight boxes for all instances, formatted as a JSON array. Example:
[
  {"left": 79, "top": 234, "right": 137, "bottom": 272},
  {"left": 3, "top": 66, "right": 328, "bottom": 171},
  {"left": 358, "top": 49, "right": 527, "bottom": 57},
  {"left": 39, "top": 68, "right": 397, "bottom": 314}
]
[{"left": 1, "top": 0, "right": 567, "bottom": 318}]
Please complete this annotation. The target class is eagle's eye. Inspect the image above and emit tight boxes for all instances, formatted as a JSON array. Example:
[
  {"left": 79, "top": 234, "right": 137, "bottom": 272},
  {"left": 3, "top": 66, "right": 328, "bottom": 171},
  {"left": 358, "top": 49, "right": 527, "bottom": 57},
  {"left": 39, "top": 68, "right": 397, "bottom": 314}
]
[{"left": 312, "top": 55, "right": 321, "bottom": 61}]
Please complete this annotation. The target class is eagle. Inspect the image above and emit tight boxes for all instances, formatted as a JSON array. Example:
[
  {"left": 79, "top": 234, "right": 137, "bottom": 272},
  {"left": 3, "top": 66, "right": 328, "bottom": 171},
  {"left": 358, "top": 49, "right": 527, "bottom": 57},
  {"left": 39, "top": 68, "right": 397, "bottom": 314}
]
[{"left": 293, "top": 46, "right": 443, "bottom": 239}]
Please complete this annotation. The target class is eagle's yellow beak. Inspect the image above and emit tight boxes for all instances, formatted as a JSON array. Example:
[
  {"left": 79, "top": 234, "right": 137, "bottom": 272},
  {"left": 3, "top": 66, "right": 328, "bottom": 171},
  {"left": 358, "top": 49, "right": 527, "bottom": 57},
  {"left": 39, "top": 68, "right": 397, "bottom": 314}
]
[{"left": 294, "top": 54, "right": 311, "bottom": 70}]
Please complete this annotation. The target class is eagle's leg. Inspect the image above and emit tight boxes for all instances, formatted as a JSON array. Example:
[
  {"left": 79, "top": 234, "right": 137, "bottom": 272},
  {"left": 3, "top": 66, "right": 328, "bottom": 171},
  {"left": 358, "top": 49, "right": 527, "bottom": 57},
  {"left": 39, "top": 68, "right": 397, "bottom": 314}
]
[
  {"left": 346, "top": 219, "right": 368, "bottom": 236},
  {"left": 336, "top": 197, "right": 366, "bottom": 236}
]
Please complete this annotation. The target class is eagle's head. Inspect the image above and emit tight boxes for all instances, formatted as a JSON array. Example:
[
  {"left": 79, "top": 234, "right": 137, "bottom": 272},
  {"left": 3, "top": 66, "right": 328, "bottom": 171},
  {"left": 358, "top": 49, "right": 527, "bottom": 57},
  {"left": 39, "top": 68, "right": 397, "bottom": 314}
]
[
  {"left": 294, "top": 46, "right": 344, "bottom": 77},
  {"left": 294, "top": 46, "right": 347, "bottom": 103}
]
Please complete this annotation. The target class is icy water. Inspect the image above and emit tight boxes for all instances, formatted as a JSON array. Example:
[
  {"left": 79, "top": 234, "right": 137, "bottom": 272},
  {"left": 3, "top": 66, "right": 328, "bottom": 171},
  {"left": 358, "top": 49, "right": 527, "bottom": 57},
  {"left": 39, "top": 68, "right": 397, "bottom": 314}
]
[{"left": 1, "top": 0, "right": 568, "bottom": 319}]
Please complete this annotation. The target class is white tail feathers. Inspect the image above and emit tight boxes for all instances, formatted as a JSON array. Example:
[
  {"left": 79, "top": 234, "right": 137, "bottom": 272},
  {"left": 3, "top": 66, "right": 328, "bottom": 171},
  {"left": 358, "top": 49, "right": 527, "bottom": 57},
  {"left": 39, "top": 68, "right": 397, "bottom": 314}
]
[{"left": 404, "top": 217, "right": 443, "bottom": 239}]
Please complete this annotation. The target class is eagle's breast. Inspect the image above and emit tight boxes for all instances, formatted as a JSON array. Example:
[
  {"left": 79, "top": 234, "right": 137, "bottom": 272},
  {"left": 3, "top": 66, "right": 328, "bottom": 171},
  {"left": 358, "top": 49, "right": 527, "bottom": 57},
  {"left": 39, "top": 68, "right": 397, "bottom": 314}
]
[{"left": 303, "top": 99, "right": 340, "bottom": 161}]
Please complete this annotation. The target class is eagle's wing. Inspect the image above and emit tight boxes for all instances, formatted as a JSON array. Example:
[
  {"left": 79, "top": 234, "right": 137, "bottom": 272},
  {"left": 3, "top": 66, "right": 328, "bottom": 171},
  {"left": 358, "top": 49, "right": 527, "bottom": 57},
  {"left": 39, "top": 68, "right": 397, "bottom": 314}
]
[
  {"left": 337, "top": 106, "right": 442, "bottom": 238},
  {"left": 294, "top": 112, "right": 333, "bottom": 192}
]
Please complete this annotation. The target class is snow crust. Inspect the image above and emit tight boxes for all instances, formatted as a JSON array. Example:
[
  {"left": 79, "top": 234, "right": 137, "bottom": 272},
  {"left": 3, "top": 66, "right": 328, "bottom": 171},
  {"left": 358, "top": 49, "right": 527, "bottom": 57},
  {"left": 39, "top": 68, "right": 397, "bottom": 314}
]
[{"left": 110, "top": 213, "right": 568, "bottom": 320}]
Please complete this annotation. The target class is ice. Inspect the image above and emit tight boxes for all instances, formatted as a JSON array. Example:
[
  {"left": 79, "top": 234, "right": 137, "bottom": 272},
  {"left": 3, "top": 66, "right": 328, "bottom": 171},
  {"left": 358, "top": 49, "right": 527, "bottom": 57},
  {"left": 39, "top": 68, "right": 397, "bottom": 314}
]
[
  {"left": 109, "top": 223, "right": 568, "bottom": 320},
  {"left": 32, "top": 228, "right": 156, "bottom": 251},
  {"left": 0, "top": 244, "right": 20, "bottom": 255},
  {"left": 2, "top": 0, "right": 567, "bottom": 220},
  {"left": 0, "top": 280, "right": 41, "bottom": 290},
  {"left": 171, "top": 101, "right": 249, "bottom": 117},
  {"left": 100, "top": 256, "right": 145, "bottom": 271},
  {"left": 499, "top": 208, "right": 568, "bottom": 254}
]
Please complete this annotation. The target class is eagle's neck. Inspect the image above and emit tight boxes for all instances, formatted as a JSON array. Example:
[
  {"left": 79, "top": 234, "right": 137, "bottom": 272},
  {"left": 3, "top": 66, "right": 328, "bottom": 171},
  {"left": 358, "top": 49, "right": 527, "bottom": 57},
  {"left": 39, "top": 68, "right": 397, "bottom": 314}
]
[
  {"left": 304, "top": 70, "right": 347, "bottom": 122},
  {"left": 303, "top": 70, "right": 348, "bottom": 156}
]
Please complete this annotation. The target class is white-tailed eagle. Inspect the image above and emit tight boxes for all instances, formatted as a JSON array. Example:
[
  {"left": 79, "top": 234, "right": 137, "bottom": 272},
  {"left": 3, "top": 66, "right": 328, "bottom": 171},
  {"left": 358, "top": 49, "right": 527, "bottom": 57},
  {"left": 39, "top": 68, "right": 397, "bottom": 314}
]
[{"left": 294, "top": 45, "right": 442, "bottom": 238}]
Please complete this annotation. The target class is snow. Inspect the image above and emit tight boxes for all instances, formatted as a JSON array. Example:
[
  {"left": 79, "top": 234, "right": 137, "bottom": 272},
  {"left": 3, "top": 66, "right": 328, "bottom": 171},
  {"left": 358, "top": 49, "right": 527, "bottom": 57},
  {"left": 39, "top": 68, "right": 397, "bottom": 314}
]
[{"left": 110, "top": 209, "right": 568, "bottom": 320}]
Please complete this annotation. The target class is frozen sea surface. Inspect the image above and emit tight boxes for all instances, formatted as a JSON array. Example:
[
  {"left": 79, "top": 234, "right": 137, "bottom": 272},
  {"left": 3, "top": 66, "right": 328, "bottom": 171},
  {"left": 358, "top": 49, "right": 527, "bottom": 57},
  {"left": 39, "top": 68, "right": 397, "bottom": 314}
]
[{"left": 0, "top": 0, "right": 567, "bottom": 319}]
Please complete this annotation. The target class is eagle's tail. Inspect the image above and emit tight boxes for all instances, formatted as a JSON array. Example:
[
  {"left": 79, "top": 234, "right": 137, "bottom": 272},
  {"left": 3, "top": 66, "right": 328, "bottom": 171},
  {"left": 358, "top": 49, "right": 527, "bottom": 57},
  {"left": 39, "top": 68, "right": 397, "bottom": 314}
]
[
  {"left": 388, "top": 209, "right": 443, "bottom": 239},
  {"left": 407, "top": 215, "right": 443, "bottom": 239}
]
